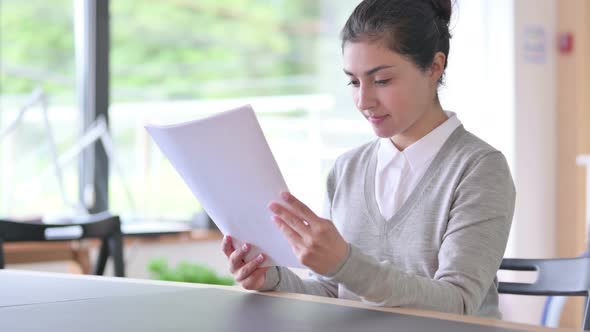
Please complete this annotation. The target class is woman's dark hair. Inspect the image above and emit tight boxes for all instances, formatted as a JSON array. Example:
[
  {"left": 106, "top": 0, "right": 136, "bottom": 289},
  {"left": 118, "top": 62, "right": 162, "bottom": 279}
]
[{"left": 341, "top": 0, "right": 453, "bottom": 85}]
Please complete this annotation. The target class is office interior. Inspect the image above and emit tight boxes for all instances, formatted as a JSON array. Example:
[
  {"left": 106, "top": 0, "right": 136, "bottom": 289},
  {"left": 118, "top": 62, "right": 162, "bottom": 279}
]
[{"left": 1, "top": 0, "right": 589, "bottom": 330}]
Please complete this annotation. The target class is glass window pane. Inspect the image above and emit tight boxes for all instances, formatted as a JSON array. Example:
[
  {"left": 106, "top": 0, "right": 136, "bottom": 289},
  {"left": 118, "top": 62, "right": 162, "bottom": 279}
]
[
  {"left": 0, "top": 0, "right": 79, "bottom": 219},
  {"left": 109, "top": 0, "right": 373, "bottom": 222}
]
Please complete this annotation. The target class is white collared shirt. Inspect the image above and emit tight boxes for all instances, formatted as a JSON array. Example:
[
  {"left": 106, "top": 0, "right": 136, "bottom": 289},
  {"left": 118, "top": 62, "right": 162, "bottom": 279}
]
[{"left": 375, "top": 111, "right": 462, "bottom": 220}]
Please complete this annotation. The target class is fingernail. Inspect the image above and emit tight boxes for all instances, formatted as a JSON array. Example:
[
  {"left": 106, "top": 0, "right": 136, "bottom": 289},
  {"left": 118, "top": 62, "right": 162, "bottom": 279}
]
[
  {"left": 257, "top": 254, "right": 264, "bottom": 262},
  {"left": 242, "top": 243, "right": 249, "bottom": 251}
]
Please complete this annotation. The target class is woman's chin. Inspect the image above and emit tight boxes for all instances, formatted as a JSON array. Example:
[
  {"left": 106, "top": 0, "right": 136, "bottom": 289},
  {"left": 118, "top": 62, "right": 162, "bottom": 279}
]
[{"left": 372, "top": 126, "right": 396, "bottom": 138}]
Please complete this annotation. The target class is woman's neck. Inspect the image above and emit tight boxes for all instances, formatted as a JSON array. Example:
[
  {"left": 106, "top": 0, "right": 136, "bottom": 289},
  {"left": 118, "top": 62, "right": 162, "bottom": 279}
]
[{"left": 391, "top": 103, "right": 448, "bottom": 151}]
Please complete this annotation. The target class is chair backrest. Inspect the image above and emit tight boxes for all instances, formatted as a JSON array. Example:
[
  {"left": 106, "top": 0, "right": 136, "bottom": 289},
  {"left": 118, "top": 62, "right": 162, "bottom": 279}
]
[
  {"left": 0, "top": 212, "right": 124, "bottom": 277},
  {"left": 498, "top": 257, "right": 590, "bottom": 330},
  {"left": 0, "top": 212, "right": 121, "bottom": 242}
]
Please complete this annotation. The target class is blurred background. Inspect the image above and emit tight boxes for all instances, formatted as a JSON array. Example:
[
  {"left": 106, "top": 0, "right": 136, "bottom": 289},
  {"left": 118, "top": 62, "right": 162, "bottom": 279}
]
[{"left": 1, "top": 0, "right": 589, "bottom": 329}]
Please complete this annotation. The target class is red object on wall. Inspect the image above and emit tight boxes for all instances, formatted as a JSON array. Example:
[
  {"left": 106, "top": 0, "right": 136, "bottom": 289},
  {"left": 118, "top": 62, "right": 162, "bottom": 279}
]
[{"left": 558, "top": 32, "right": 574, "bottom": 54}]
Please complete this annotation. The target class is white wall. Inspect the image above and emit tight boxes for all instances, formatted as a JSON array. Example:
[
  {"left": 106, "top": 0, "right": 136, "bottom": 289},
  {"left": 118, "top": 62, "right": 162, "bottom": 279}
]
[
  {"left": 509, "top": 0, "right": 557, "bottom": 325},
  {"left": 513, "top": 0, "right": 557, "bottom": 259}
]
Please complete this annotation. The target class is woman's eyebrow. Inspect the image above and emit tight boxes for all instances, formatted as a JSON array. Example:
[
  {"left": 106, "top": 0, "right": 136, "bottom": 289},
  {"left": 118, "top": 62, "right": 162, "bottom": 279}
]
[{"left": 343, "top": 65, "right": 394, "bottom": 76}]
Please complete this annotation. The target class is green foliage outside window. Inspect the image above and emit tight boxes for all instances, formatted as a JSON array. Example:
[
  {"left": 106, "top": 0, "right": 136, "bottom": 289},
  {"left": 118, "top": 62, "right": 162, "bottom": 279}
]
[{"left": 0, "top": 0, "right": 320, "bottom": 101}]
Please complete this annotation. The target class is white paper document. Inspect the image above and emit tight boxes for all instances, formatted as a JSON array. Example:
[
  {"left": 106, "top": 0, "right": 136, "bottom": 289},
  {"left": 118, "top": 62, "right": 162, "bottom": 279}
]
[{"left": 145, "top": 105, "right": 302, "bottom": 268}]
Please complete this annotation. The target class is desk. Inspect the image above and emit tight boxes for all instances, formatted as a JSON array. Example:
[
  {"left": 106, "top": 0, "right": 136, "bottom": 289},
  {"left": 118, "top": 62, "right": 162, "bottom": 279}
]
[{"left": 0, "top": 270, "right": 575, "bottom": 332}]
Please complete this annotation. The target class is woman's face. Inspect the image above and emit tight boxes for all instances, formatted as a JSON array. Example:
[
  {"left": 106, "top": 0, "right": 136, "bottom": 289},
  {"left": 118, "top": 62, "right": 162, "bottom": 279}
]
[{"left": 343, "top": 40, "right": 439, "bottom": 138}]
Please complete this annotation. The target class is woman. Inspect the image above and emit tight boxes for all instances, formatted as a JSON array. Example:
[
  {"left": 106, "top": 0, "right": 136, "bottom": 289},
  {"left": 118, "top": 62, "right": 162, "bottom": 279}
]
[{"left": 221, "top": 0, "right": 515, "bottom": 319}]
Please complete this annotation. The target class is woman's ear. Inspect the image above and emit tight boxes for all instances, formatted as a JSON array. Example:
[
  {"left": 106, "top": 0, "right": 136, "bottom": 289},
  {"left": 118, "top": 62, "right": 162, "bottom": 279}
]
[{"left": 430, "top": 52, "right": 446, "bottom": 84}]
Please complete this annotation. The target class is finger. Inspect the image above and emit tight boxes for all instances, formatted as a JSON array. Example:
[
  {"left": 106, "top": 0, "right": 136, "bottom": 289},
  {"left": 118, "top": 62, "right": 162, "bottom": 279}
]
[
  {"left": 222, "top": 235, "right": 235, "bottom": 258},
  {"left": 269, "top": 202, "right": 310, "bottom": 237},
  {"left": 280, "top": 192, "right": 319, "bottom": 225},
  {"left": 235, "top": 254, "right": 265, "bottom": 282},
  {"left": 273, "top": 215, "right": 304, "bottom": 249},
  {"left": 241, "top": 266, "right": 270, "bottom": 290},
  {"left": 229, "top": 243, "right": 250, "bottom": 273}
]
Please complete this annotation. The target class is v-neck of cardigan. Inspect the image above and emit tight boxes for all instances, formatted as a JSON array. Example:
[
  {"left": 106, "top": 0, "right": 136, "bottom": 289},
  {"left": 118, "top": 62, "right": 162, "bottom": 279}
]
[{"left": 363, "top": 125, "right": 466, "bottom": 230}]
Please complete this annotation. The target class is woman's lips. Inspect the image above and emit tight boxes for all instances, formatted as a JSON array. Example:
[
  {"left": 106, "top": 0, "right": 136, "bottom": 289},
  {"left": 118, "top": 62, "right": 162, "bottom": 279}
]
[{"left": 368, "top": 115, "right": 389, "bottom": 124}]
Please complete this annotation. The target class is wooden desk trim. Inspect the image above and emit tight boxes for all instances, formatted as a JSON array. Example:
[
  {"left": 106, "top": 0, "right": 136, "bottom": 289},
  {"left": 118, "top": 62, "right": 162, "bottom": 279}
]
[{"left": 0, "top": 269, "right": 576, "bottom": 332}]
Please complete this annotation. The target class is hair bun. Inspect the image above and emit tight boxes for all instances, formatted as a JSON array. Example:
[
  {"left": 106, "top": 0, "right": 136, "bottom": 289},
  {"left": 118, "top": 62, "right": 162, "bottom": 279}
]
[{"left": 430, "top": 0, "right": 452, "bottom": 24}]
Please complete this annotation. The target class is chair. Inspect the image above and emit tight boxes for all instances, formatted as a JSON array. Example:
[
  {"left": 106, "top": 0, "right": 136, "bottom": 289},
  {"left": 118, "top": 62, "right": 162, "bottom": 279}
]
[
  {"left": 498, "top": 257, "right": 590, "bottom": 330},
  {"left": 0, "top": 212, "right": 125, "bottom": 277}
]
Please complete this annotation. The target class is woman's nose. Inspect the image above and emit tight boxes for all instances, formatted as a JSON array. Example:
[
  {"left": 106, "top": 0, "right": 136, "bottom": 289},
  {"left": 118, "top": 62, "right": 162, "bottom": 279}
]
[{"left": 355, "top": 85, "right": 376, "bottom": 111}]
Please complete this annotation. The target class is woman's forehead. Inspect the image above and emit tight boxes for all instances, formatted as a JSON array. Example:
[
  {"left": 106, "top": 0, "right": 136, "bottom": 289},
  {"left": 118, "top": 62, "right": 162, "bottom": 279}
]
[{"left": 343, "top": 41, "right": 406, "bottom": 74}]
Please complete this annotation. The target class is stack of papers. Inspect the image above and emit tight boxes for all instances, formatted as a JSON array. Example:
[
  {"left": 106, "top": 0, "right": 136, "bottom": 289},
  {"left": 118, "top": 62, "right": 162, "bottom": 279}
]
[{"left": 145, "top": 105, "right": 302, "bottom": 268}]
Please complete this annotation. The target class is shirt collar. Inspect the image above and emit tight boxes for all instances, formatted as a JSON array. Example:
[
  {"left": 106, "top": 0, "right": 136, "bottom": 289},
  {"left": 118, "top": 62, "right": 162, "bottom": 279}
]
[
  {"left": 377, "top": 135, "right": 403, "bottom": 172},
  {"left": 378, "top": 111, "right": 462, "bottom": 172}
]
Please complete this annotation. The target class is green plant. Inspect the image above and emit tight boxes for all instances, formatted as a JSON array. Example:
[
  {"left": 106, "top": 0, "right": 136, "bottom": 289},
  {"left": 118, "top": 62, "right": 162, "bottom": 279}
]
[{"left": 148, "top": 258, "right": 234, "bottom": 286}]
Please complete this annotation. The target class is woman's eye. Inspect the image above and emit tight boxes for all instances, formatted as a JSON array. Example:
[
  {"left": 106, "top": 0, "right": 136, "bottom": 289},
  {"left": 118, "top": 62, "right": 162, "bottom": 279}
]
[
  {"left": 347, "top": 80, "right": 360, "bottom": 87},
  {"left": 375, "top": 79, "right": 392, "bottom": 85}
]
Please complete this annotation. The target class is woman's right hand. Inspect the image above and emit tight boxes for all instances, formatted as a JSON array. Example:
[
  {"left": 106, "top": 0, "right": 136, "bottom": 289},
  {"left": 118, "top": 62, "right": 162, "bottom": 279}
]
[{"left": 222, "top": 235, "right": 269, "bottom": 290}]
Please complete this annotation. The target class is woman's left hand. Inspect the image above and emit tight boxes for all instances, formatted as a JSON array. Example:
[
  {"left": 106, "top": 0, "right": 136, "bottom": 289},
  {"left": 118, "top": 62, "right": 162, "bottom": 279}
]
[{"left": 269, "top": 191, "right": 349, "bottom": 276}]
